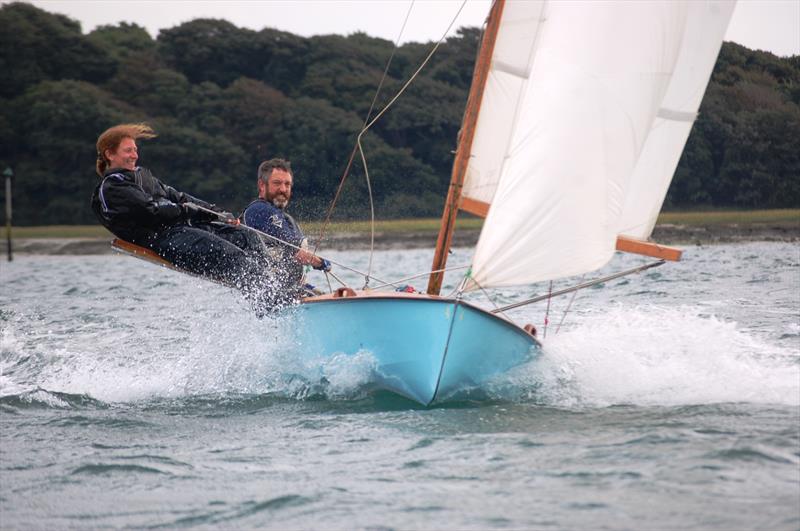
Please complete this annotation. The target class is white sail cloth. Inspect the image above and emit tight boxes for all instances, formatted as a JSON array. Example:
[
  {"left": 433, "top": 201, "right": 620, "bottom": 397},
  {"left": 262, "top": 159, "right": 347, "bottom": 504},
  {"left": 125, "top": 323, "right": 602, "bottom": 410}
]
[{"left": 465, "top": 0, "right": 735, "bottom": 289}]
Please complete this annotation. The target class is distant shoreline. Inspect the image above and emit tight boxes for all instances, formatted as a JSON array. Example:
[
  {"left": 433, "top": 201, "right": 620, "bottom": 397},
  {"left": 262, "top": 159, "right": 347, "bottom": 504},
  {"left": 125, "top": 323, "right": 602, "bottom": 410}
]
[{"left": 2, "top": 221, "right": 798, "bottom": 255}]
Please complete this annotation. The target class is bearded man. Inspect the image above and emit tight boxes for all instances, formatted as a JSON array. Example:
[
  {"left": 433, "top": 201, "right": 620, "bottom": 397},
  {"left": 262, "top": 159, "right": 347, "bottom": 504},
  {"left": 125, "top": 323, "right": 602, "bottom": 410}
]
[{"left": 241, "top": 158, "right": 330, "bottom": 285}]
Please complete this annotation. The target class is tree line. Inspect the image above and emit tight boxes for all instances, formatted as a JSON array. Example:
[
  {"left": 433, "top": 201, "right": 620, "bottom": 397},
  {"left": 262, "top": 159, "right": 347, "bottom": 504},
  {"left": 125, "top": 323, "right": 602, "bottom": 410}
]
[{"left": 1, "top": 2, "right": 798, "bottom": 226}]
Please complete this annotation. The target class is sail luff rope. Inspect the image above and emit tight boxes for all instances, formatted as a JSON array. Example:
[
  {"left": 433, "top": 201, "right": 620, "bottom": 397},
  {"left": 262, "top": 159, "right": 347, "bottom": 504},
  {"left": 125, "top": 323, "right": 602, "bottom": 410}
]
[{"left": 312, "top": 1, "right": 416, "bottom": 259}]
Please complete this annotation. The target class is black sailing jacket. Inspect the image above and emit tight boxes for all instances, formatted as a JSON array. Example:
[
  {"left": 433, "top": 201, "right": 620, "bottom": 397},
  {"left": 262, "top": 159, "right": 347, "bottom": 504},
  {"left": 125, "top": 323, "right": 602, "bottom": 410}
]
[{"left": 91, "top": 166, "right": 213, "bottom": 244}]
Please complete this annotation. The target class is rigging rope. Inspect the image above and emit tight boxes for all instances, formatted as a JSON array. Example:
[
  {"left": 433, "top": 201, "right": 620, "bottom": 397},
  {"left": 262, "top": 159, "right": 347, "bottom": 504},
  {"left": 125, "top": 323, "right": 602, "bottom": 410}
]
[
  {"left": 191, "top": 204, "right": 399, "bottom": 289},
  {"left": 555, "top": 274, "right": 584, "bottom": 334},
  {"left": 313, "top": 0, "right": 470, "bottom": 288},
  {"left": 312, "top": 1, "right": 415, "bottom": 261},
  {"left": 476, "top": 281, "right": 516, "bottom": 324},
  {"left": 543, "top": 280, "right": 554, "bottom": 339},
  {"left": 449, "top": 273, "right": 521, "bottom": 326},
  {"left": 370, "top": 264, "right": 470, "bottom": 291}
]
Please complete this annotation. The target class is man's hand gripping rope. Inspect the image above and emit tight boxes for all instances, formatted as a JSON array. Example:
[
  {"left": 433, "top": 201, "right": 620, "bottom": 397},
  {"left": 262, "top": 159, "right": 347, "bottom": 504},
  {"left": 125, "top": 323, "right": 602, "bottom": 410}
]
[{"left": 185, "top": 203, "right": 396, "bottom": 289}]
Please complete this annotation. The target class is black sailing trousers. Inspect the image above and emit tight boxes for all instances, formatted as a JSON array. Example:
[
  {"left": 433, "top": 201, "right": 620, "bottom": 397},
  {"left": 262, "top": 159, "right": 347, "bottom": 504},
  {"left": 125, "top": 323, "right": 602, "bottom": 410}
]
[{"left": 148, "top": 222, "right": 297, "bottom": 313}]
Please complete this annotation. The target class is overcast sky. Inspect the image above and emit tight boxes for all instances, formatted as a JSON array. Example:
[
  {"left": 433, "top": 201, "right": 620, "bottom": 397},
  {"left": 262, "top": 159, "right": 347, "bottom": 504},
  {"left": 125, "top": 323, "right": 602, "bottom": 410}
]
[{"left": 17, "top": 0, "right": 800, "bottom": 57}]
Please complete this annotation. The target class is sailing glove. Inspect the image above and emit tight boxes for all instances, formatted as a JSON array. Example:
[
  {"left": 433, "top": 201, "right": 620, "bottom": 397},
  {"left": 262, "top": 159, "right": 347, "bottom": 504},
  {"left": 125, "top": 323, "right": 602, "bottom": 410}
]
[
  {"left": 182, "top": 202, "right": 218, "bottom": 223},
  {"left": 209, "top": 204, "right": 235, "bottom": 221},
  {"left": 314, "top": 258, "right": 332, "bottom": 272}
]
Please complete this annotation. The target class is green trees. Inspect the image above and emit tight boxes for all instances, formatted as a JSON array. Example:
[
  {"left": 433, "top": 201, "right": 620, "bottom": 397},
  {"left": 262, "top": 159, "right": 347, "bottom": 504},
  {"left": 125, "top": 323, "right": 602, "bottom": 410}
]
[
  {"left": 669, "top": 42, "right": 800, "bottom": 209},
  {"left": 1, "top": 2, "right": 798, "bottom": 226},
  {"left": 8, "top": 80, "right": 131, "bottom": 224},
  {"left": 159, "top": 19, "right": 262, "bottom": 86},
  {"left": 0, "top": 3, "right": 116, "bottom": 98}
]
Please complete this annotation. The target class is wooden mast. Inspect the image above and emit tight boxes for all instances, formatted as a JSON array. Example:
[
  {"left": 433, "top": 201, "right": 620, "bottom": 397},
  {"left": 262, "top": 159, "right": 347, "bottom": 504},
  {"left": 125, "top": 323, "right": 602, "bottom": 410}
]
[{"left": 426, "top": 0, "right": 506, "bottom": 296}]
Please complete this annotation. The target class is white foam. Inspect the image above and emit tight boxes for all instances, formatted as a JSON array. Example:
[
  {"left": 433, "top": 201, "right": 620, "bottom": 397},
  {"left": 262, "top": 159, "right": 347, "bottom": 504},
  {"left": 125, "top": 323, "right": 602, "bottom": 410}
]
[
  {"left": 6, "top": 295, "right": 798, "bottom": 407},
  {"left": 32, "top": 308, "right": 380, "bottom": 403},
  {"left": 516, "top": 304, "right": 800, "bottom": 407},
  {"left": 314, "top": 350, "right": 379, "bottom": 399},
  {"left": 0, "top": 324, "right": 32, "bottom": 397},
  {"left": 0, "top": 371, "right": 27, "bottom": 398}
]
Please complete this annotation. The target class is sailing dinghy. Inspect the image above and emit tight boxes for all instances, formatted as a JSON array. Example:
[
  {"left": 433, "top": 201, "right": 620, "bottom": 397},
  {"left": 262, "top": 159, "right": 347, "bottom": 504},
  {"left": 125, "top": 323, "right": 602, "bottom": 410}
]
[
  {"left": 295, "top": 0, "right": 735, "bottom": 405},
  {"left": 111, "top": 0, "right": 735, "bottom": 406}
]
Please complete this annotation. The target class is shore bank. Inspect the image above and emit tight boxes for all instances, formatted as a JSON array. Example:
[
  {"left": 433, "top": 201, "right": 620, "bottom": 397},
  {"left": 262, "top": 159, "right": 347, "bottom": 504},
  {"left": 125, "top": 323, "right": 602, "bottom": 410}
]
[{"left": 2, "top": 221, "right": 798, "bottom": 255}]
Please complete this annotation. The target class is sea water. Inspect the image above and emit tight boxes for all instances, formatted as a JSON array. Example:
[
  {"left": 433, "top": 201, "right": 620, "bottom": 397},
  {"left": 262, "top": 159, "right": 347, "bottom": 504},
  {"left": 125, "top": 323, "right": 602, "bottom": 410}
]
[{"left": 1, "top": 242, "right": 798, "bottom": 529}]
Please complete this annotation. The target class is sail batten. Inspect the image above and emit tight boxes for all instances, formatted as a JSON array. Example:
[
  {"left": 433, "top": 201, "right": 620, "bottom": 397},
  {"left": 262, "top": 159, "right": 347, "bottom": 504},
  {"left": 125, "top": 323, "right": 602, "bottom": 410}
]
[
  {"left": 493, "top": 60, "right": 532, "bottom": 79},
  {"left": 461, "top": 0, "right": 735, "bottom": 290},
  {"left": 657, "top": 108, "right": 698, "bottom": 122}
]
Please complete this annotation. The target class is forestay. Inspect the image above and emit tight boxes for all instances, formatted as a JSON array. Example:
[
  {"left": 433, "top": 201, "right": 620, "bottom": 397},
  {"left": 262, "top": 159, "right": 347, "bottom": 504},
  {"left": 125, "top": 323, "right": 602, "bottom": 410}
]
[{"left": 463, "top": 0, "right": 735, "bottom": 290}]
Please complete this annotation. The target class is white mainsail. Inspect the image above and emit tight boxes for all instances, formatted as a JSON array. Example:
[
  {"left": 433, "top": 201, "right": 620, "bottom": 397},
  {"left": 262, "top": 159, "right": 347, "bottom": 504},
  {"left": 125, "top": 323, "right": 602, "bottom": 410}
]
[{"left": 463, "top": 0, "right": 735, "bottom": 290}]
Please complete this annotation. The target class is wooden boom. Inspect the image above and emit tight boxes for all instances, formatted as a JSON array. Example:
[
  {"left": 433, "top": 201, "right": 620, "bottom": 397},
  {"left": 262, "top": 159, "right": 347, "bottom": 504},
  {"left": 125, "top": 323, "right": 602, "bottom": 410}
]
[
  {"left": 458, "top": 198, "right": 683, "bottom": 262},
  {"left": 615, "top": 235, "right": 682, "bottom": 261}
]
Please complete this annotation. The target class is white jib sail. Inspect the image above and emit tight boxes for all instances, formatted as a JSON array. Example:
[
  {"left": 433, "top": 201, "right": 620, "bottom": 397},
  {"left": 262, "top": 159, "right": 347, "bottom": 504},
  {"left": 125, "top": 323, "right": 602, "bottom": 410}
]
[{"left": 465, "top": 0, "right": 735, "bottom": 290}]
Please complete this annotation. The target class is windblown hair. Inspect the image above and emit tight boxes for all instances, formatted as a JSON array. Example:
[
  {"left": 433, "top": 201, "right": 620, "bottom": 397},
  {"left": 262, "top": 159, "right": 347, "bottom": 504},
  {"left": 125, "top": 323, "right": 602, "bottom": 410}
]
[
  {"left": 257, "top": 158, "right": 292, "bottom": 182},
  {"left": 95, "top": 123, "right": 157, "bottom": 176}
]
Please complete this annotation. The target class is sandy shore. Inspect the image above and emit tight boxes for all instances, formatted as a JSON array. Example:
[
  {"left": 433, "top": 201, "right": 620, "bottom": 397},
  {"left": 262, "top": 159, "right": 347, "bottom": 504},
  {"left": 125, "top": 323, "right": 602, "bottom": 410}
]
[{"left": 1, "top": 221, "right": 798, "bottom": 256}]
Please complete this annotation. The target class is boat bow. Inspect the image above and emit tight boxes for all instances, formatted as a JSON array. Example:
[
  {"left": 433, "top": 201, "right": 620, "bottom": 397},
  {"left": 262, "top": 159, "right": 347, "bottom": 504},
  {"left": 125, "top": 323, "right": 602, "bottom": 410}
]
[{"left": 298, "top": 291, "right": 539, "bottom": 405}]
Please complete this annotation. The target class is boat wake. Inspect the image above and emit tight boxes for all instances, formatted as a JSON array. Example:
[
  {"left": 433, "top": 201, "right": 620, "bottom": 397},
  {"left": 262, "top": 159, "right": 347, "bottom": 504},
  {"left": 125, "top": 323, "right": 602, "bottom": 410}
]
[
  {"left": 1, "top": 304, "right": 796, "bottom": 408},
  {"left": 501, "top": 304, "right": 800, "bottom": 408}
]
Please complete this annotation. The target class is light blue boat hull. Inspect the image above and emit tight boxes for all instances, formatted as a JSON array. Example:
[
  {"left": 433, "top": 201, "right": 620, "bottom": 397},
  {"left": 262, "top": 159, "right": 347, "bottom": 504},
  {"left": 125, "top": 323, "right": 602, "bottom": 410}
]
[{"left": 294, "top": 294, "right": 540, "bottom": 405}]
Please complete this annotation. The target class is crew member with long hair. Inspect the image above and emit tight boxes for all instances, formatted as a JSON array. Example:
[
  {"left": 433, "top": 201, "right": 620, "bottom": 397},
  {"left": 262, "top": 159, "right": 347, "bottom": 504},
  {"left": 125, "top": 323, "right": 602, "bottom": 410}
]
[{"left": 90, "top": 123, "right": 293, "bottom": 312}]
